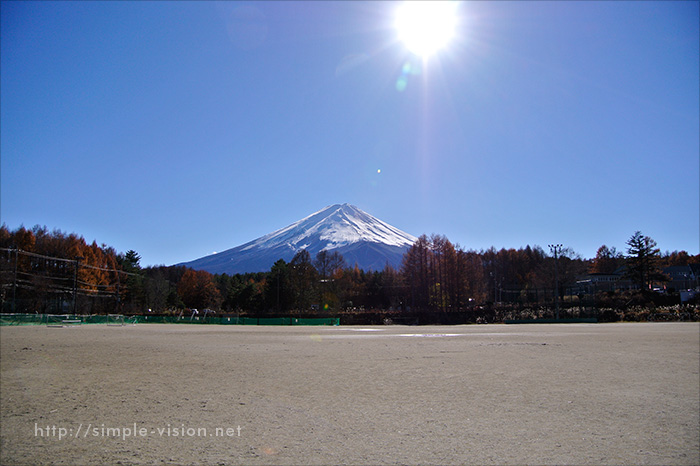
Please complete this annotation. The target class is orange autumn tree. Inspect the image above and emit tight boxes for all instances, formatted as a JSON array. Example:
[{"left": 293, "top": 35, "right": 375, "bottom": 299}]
[{"left": 177, "top": 269, "right": 222, "bottom": 309}]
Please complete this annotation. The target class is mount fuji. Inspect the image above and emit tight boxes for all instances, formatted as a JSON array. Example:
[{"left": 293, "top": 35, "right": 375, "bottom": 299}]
[{"left": 178, "top": 204, "right": 418, "bottom": 274}]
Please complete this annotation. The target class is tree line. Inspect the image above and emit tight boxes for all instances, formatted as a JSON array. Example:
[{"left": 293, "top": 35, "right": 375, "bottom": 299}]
[{"left": 1, "top": 224, "right": 697, "bottom": 317}]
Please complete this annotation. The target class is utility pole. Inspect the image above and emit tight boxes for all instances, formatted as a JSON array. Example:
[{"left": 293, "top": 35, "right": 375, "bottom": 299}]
[
  {"left": 12, "top": 248, "right": 18, "bottom": 313},
  {"left": 549, "top": 244, "right": 562, "bottom": 320},
  {"left": 73, "top": 256, "right": 83, "bottom": 315},
  {"left": 115, "top": 271, "right": 121, "bottom": 314}
]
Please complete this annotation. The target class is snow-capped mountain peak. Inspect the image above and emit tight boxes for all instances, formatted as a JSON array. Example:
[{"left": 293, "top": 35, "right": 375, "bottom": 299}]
[
  {"left": 178, "top": 204, "right": 418, "bottom": 274},
  {"left": 247, "top": 204, "right": 416, "bottom": 252}
]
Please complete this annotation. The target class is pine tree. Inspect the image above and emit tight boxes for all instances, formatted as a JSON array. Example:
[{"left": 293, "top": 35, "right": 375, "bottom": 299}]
[
  {"left": 265, "top": 259, "right": 291, "bottom": 312},
  {"left": 625, "top": 231, "right": 663, "bottom": 290},
  {"left": 289, "top": 250, "right": 317, "bottom": 311}
]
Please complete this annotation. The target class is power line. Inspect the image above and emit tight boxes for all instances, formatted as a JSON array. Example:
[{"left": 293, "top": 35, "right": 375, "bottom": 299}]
[{"left": 1, "top": 247, "right": 145, "bottom": 313}]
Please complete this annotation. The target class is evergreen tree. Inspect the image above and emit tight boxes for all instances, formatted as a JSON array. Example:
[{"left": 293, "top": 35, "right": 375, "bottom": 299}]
[
  {"left": 625, "top": 231, "right": 663, "bottom": 290},
  {"left": 265, "top": 259, "right": 291, "bottom": 312},
  {"left": 119, "top": 250, "right": 146, "bottom": 313},
  {"left": 121, "top": 250, "right": 142, "bottom": 272},
  {"left": 289, "top": 250, "right": 317, "bottom": 311}
]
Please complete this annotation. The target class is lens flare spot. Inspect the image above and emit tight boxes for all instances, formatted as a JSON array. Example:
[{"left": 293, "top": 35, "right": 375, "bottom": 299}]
[
  {"left": 396, "top": 76, "right": 408, "bottom": 92},
  {"left": 395, "top": 59, "right": 421, "bottom": 92}
]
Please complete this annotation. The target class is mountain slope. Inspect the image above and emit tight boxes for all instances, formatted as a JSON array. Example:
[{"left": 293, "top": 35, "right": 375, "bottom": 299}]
[{"left": 178, "top": 204, "right": 417, "bottom": 274}]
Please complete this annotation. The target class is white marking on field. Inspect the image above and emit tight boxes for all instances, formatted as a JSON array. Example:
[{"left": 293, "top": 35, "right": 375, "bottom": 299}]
[{"left": 314, "top": 332, "right": 465, "bottom": 340}]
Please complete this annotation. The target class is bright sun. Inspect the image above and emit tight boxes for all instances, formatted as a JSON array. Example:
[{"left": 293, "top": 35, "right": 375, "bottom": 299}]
[{"left": 395, "top": 1, "right": 458, "bottom": 58}]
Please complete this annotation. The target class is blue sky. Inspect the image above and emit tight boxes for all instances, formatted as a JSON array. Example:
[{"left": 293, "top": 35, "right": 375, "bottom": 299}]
[{"left": 2, "top": 1, "right": 698, "bottom": 266}]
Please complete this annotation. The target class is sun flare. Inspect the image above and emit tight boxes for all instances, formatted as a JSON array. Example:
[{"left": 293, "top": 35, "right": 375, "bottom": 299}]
[{"left": 395, "top": 1, "right": 458, "bottom": 58}]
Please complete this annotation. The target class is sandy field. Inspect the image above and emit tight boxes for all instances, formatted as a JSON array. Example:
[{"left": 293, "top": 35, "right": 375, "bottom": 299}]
[{"left": 1, "top": 322, "right": 698, "bottom": 465}]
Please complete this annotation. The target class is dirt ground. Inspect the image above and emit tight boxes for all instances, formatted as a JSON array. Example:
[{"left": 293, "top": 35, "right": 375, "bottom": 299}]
[{"left": 1, "top": 322, "right": 698, "bottom": 465}]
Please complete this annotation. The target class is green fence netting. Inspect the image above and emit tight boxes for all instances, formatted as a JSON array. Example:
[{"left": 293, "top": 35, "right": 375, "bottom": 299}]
[{"left": 0, "top": 314, "right": 340, "bottom": 326}]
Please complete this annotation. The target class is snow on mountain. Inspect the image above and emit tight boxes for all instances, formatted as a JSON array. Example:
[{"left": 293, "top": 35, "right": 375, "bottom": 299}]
[{"left": 178, "top": 204, "right": 418, "bottom": 274}]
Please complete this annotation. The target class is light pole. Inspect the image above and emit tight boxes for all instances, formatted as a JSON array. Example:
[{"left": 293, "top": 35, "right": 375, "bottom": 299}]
[{"left": 548, "top": 244, "right": 562, "bottom": 320}]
